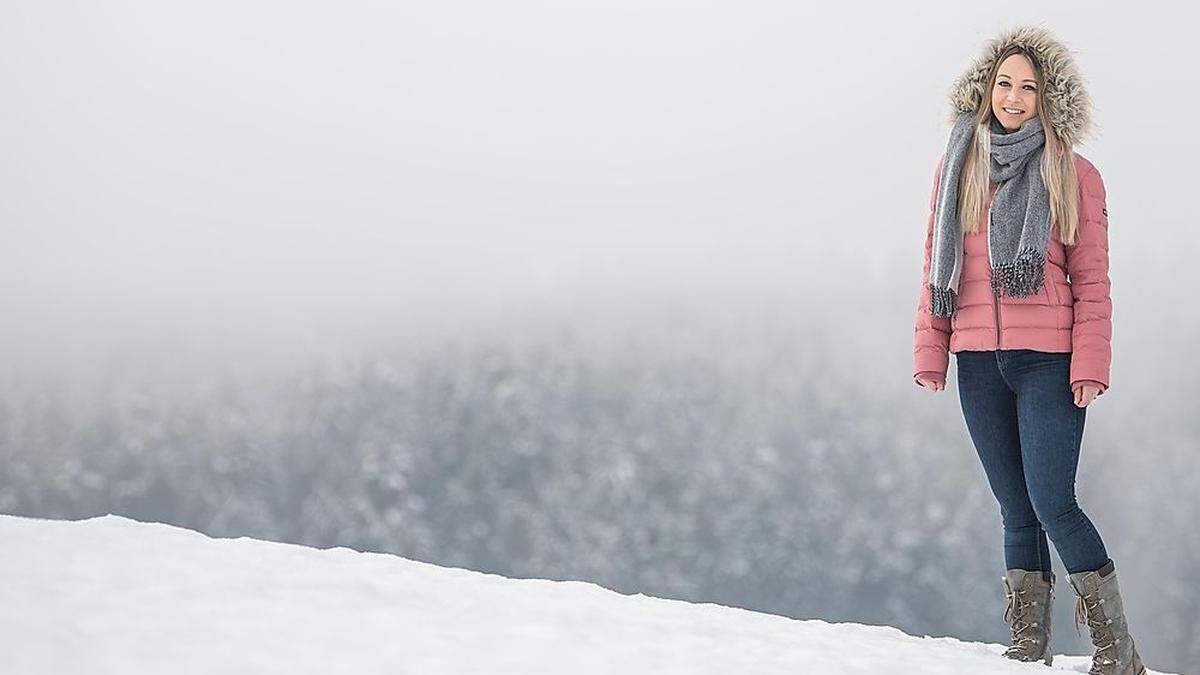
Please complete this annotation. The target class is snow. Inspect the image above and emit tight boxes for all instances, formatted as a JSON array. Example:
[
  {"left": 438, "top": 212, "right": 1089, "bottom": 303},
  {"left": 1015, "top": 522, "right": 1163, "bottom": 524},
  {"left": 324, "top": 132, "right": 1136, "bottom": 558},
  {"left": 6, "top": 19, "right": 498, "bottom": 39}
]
[{"left": 0, "top": 513, "right": 1176, "bottom": 674}]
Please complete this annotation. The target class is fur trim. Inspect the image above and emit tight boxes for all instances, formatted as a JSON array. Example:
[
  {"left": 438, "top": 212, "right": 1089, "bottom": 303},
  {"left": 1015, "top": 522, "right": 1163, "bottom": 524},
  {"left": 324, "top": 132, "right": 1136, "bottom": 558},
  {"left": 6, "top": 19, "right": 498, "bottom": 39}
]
[{"left": 946, "top": 24, "right": 1093, "bottom": 147}]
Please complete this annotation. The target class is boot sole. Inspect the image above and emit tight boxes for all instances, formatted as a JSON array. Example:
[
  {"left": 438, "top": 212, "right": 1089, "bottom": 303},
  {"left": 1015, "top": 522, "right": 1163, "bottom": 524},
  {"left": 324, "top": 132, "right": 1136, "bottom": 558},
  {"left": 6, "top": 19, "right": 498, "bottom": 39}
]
[{"left": 1004, "top": 653, "right": 1053, "bottom": 666}]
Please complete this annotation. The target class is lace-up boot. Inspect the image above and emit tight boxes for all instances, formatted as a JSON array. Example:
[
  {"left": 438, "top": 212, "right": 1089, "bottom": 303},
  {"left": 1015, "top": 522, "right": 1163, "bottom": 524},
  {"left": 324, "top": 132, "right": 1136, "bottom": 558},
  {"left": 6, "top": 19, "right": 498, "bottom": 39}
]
[
  {"left": 1001, "top": 568, "right": 1054, "bottom": 665},
  {"left": 1067, "top": 560, "right": 1146, "bottom": 675}
]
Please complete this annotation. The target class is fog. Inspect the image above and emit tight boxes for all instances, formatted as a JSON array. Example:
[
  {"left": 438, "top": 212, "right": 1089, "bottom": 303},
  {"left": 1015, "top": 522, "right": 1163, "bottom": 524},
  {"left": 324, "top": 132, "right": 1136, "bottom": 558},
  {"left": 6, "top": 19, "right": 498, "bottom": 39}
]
[{"left": 3, "top": 1, "right": 1198, "bottom": 672}]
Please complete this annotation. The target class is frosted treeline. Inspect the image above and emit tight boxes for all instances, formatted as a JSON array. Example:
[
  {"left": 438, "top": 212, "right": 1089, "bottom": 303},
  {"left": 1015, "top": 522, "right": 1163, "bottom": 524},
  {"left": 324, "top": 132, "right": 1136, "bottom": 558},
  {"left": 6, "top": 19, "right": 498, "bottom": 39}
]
[{"left": 1, "top": 309, "right": 1195, "bottom": 673}]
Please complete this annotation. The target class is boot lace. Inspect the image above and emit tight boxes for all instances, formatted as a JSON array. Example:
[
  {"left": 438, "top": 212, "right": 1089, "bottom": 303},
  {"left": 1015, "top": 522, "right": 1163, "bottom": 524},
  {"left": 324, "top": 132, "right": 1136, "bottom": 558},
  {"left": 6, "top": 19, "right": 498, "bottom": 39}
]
[
  {"left": 1075, "top": 592, "right": 1118, "bottom": 674},
  {"left": 1002, "top": 586, "right": 1043, "bottom": 658}
]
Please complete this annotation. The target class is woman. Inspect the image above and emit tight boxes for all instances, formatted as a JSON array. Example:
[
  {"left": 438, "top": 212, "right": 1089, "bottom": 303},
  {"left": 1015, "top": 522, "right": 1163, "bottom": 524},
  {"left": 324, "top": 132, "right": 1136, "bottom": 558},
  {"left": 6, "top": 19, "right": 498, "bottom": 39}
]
[{"left": 912, "top": 25, "right": 1146, "bottom": 674}]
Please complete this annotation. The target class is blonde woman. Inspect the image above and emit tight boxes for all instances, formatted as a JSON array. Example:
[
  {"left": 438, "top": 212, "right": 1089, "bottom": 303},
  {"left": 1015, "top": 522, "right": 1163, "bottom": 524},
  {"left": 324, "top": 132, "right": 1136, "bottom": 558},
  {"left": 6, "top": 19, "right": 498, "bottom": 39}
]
[{"left": 912, "top": 25, "right": 1146, "bottom": 674}]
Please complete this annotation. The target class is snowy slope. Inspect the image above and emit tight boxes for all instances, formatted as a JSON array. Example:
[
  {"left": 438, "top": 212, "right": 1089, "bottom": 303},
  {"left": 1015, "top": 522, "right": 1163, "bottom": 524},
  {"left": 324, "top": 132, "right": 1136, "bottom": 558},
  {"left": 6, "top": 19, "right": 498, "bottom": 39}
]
[{"left": 0, "top": 514, "right": 1177, "bottom": 675}]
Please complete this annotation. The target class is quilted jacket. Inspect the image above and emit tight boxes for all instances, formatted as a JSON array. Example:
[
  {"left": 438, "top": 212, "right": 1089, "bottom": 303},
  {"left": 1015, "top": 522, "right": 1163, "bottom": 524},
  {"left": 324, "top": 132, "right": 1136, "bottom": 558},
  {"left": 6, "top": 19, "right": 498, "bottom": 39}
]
[{"left": 912, "top": 151, "right": 1112, "bottom": 393}]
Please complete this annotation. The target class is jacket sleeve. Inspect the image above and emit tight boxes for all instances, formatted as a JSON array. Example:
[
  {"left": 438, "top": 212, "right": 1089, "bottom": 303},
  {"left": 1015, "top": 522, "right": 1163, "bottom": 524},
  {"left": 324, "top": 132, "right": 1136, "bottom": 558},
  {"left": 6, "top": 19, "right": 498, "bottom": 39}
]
[
  {"left": 1074, "top": 379, "right": 1108, "bottom": 396},
  {"left": 1066, "top": 163, "right": 1113, "bottom": 392},
  {"left": 913, "top": 155, "right": 952, "bottom": 386}
]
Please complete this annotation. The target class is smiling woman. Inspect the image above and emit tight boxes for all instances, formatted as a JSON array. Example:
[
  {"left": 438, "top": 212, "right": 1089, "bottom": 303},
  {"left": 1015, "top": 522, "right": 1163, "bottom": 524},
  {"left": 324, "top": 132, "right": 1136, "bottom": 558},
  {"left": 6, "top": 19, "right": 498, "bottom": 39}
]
[{"left": 911, "top": 24, "right": 1146, "bottom": 675}]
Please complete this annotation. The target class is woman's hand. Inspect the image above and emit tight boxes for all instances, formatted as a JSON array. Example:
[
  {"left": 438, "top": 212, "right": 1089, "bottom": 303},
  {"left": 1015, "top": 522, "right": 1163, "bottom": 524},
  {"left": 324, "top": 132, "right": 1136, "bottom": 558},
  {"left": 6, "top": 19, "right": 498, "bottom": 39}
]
[
  {"left": 1072, "top": 383, "right": 1100, "bottom": 407},
  {"left": 916, "top": 377, "right": 945, "bottom": 392}
]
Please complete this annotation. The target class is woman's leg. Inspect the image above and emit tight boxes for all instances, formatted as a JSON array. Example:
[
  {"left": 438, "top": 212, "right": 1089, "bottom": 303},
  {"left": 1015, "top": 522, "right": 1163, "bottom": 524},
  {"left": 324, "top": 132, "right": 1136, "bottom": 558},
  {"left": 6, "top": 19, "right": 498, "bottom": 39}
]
[
  {"left": 1001, "top": 349, "right": 1110, "bottom": 574},
  {"left": 955, "top": 350, "right": 1052, "bottom": 577}
]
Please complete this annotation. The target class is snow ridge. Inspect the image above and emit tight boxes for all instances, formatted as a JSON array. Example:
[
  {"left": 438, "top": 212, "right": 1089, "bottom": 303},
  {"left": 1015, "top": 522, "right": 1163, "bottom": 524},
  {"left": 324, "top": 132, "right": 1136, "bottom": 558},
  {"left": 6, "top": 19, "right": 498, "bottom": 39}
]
[{"left": 0, "top": 513, "right": 1176, "bottom": 674}]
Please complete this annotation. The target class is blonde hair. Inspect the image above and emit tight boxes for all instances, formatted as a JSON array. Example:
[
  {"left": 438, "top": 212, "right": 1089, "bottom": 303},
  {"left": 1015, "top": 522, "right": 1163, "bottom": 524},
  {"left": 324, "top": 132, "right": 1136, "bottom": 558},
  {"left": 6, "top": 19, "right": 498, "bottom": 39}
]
[{"left": 956, "top": 46, "right": 1081, "bottom": 245}]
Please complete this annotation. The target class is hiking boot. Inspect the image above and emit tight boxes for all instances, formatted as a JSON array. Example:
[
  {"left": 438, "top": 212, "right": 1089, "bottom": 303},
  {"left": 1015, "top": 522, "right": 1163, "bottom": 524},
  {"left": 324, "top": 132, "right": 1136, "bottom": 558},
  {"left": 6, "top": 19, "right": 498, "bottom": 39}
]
[
  {"left": 1067, "top": 560, "right": 1147, "bottom": 675},
  {"left": 1001, "top": 568, "right": 1054, "bottom": 665}
]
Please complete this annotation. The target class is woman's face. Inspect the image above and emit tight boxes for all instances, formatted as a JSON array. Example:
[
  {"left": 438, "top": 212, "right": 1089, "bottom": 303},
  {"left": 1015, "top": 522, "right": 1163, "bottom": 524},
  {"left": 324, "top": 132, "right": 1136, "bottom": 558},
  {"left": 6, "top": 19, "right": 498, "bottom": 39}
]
[{"left": 990, "top": 53, "right": 1039, "bottom": 131}]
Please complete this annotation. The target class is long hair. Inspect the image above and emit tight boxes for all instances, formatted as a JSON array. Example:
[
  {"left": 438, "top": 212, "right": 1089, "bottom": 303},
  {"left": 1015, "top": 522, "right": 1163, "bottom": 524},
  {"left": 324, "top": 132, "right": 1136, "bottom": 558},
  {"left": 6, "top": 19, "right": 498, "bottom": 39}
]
[{"left": 956, "top": 45, "right": 1081, "bottom": 245}]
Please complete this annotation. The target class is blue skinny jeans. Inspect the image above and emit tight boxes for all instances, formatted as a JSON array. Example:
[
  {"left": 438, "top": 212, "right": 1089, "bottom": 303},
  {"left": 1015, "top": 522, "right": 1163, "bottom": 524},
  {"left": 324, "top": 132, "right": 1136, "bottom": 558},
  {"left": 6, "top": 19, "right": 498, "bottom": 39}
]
[{"left": 955, "top": 348, "right": 1110, "bottom": 575}]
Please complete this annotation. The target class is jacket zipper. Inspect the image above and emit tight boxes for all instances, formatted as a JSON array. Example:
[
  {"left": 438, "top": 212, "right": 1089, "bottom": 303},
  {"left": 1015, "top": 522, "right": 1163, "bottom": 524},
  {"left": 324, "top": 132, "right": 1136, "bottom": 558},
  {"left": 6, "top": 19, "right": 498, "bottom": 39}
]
[{"left": 993, "top": 287, "right": 1002, "bottom": 349}]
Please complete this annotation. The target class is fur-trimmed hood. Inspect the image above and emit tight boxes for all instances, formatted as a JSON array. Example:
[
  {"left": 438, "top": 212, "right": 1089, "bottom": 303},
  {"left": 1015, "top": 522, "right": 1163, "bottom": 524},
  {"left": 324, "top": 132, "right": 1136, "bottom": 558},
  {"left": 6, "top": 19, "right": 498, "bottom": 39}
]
[{"left": 946, "top": 24, "right": 1094, "bottom": 147}]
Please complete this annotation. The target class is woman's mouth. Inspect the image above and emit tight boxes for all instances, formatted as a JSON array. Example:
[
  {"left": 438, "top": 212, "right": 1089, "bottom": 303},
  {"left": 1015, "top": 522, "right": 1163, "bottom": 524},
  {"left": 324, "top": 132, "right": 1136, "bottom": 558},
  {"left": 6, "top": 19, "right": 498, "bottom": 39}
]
[{"left": 1002, "top": 107, "right": 1025, "bottom": 116}]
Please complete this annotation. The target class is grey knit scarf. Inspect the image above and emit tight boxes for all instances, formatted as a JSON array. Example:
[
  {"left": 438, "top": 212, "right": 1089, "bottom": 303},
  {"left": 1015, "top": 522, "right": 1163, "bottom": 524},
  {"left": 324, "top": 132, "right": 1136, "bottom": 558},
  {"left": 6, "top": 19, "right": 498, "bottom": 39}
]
[{"left": 928, "top": 111, "right": 1051, "bottom": 317}]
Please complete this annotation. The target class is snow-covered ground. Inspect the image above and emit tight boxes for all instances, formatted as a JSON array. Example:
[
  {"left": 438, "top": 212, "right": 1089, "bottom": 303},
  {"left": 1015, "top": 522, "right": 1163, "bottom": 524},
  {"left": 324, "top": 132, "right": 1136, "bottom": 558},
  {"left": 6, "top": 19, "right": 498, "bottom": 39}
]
[{"left": 0, "top": 514, "right": 1175, "bottom": 674}]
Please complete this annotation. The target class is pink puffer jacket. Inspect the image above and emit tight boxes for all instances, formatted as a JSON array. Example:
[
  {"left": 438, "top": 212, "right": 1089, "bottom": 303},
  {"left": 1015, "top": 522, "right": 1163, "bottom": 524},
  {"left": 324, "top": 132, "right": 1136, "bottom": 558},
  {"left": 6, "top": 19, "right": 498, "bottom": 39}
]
[{"left": 912, "top": 152, "right": 1112, "bottom": 393}]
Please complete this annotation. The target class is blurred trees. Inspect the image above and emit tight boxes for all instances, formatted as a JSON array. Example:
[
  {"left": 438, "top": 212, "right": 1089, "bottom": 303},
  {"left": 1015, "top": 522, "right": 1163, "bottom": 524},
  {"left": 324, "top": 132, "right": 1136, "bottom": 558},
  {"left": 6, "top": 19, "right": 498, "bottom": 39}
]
[{"left": 0, "top": 312, "right": 1192, "bottom": 671}]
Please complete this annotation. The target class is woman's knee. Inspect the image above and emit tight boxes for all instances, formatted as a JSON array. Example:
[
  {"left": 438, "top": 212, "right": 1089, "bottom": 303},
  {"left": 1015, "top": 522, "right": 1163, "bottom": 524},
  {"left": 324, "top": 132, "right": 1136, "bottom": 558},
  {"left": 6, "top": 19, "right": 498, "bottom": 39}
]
[
  {"left": 1000, "top": 505, "right": 1040, "bottom": 532},
  {"left": 1030, "top": 497, "right": 1088, "bottom": 538}
]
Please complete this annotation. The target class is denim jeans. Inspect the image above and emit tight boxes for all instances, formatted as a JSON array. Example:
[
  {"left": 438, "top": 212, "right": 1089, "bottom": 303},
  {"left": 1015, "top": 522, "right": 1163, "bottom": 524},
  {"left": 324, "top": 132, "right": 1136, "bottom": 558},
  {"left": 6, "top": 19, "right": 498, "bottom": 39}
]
[{"left": 955, "top": 348, "right": 1110, "bottom": 575}]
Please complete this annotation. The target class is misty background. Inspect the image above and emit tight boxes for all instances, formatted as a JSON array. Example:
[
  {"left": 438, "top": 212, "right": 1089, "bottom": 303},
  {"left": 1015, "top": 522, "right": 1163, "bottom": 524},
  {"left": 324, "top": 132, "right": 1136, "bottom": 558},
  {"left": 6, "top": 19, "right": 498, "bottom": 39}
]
[{"left": 2, "top": 1, "right": 1198, "bottom": 672}]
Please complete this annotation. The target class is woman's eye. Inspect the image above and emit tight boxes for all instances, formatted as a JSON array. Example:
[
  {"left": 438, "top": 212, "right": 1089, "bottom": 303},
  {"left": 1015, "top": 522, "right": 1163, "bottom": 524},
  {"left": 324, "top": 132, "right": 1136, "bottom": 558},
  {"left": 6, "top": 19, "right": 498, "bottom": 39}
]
[{"left": 1023, "top": 85, "right": 1037, "bottom": 92}]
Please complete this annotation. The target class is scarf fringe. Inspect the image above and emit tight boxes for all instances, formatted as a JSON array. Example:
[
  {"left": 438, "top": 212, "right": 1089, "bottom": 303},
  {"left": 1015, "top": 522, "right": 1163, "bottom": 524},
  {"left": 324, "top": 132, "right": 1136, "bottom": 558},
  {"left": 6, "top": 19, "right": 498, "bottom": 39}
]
[
  {"left": 928, "top": 246, "right": 1046, "bottom": 319},
  {"left": 990, "top": 246, "right": 1047, "bottom": 298},
  {"left": 929, "top": 284, "right": 958, "bottom": 318}
]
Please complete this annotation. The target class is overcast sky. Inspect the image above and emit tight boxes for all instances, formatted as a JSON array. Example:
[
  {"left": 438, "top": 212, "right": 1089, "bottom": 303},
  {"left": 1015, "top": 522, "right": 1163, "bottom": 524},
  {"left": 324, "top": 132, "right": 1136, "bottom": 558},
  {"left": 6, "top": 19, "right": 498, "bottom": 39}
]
[{"left": 3, "top": 1, "right": 1196, "bottom": 385}]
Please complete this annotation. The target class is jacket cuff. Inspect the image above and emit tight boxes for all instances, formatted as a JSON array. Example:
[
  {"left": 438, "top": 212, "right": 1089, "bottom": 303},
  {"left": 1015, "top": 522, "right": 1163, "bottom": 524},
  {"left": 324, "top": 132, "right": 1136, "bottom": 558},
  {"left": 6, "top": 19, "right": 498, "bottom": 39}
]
[
  {"left": 914, "top": 371, "right": 946, "bottom": 386},
  {"left": 914, "top": 349, "right": 949, "bottom": 382},
  {"left": 1071, "top": 379, "right": 1108, "bottom": 396}
]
